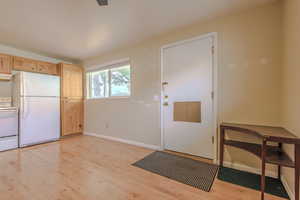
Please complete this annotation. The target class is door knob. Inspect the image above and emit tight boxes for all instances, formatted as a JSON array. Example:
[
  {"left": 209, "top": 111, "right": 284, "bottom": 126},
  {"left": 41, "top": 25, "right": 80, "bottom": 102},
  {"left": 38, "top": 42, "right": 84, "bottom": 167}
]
[{"left": 162, "top": 82, "right": 168, "bottom": 91}]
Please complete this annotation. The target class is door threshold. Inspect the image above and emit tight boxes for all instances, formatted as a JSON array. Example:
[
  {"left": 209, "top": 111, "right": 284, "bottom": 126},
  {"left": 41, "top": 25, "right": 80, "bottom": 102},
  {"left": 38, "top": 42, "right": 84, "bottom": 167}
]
[{"left": 164, "top": 150, "right": 213, "bottom": 164}]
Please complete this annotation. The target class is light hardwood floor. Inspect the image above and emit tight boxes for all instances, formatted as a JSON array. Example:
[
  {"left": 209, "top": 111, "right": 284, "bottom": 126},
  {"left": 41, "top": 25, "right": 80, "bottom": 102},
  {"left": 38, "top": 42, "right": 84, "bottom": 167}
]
[{"left": 0, "top": 135, "right": 285, "bottom": 200}]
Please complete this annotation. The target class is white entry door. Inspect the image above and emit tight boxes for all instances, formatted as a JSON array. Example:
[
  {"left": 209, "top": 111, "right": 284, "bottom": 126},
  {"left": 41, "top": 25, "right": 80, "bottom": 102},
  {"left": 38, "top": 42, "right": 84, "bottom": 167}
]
[{"left": 162, "top": 35, "right": 215, "bottom": 159}]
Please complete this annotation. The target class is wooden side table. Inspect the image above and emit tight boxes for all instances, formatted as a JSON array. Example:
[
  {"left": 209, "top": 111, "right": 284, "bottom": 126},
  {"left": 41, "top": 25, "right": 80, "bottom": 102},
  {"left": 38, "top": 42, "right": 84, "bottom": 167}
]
[{"left": 219, "top": 123, "right": 300, "bottom": 200}]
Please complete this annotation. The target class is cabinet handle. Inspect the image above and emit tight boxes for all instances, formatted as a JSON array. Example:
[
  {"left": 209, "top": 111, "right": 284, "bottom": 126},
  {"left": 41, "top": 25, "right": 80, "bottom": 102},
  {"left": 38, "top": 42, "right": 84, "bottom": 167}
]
[
  {"left": 64, "top": 97, "right": 69, "bottom": 103},
  {"left": 0, "top": 59, "right": 4, "bottom": 69}
]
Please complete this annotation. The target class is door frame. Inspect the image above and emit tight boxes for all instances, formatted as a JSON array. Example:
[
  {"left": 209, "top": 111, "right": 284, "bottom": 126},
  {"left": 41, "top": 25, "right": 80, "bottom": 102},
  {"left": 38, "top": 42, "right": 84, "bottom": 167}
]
[{"left": 160, "top": 32, "right": 218, "bottom": 163}]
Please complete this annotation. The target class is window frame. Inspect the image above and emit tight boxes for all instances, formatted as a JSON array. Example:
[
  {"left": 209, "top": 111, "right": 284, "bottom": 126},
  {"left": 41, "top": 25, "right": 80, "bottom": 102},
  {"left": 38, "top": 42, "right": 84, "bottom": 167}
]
[{"left": 86, "top": 59, "right": 131, "bottom": 100}]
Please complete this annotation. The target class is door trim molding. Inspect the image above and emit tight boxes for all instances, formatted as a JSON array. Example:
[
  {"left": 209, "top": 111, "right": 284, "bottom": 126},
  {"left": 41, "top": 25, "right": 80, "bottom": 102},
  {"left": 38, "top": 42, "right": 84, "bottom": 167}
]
[{"left": 160, "top": 32, "right": 219, "bottom": 162}]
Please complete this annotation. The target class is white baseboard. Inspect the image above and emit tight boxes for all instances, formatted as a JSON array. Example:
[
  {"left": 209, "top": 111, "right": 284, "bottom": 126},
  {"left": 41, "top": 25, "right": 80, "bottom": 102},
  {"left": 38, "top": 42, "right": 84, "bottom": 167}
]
[{"left": 84, "top": 132, "right": 161, "bottom": 151}]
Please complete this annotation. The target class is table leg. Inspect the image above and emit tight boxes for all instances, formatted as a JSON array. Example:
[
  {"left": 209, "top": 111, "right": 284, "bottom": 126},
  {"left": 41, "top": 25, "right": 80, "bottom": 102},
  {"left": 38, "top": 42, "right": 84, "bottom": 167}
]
[
  {"left": 278, "top": 143, "right": 282, "bottom": 180},
  {"left": 295, "top": 144, "right": 300, "bottom": 200},
  {"left": 261, "top": 140, "right": 267, "bottom": 200},
  {"left": 278, "top": 165, "right": 281, "bottom": 180},
  {"left": 220, "top": 127, "right": 225, "bottom": 167}
]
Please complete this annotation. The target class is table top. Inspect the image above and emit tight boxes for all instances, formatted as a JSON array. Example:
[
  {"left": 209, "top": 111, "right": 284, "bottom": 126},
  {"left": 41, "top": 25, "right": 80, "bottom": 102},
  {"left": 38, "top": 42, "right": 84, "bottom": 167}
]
[{"left": 221, "top": 122, "right": 300, "bottom": 144}]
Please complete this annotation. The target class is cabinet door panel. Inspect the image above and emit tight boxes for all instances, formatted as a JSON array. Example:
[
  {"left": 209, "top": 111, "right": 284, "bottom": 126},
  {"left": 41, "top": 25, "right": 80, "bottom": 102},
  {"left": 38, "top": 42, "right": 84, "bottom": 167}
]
[
  {"left": 0, "top": 54, "right": 12, "bottom": 74},
  {"left": 13, "top": 57, "right": 37, "bottom": 72},
  {"left": 60, "top": 63, "right": 84, "bottom": 136},
  {"left": 37, "top": 62, "right": 58, "bottom": 75},
  {"left": 61, "top": 99, "right": 83, "bottom": 136},
  {"left": 61, "top": 64, "right": 83, "bottom": 98}
]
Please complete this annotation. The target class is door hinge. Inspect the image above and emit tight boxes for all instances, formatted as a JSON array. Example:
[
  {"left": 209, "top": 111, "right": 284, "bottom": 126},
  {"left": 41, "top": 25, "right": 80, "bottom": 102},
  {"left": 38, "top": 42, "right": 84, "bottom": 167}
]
[
  {"left": 212, "top": 46, "right": 215, "bottom": 54},
  {"left": 211, "top": 91, "right": 214, "bottom": 99},
  {"left": 212, "top": 136, "right": 215, "bottom": 144}
]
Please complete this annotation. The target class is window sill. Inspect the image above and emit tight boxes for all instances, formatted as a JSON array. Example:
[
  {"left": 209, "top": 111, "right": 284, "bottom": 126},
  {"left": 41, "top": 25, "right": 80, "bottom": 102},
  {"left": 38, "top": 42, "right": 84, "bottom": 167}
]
[{"left": 86, "top": 96, "right": 131, "bottom": 101}]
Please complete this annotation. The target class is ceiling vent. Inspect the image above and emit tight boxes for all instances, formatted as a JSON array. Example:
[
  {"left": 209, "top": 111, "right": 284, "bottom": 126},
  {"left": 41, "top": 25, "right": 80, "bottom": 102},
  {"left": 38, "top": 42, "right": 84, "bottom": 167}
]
[{"left": 96, "top": 0, "right": 108, "bottom": 6}]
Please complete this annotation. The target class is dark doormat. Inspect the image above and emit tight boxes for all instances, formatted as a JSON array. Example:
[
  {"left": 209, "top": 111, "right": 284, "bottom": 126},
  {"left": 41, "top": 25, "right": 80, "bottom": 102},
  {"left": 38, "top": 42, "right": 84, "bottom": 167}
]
[
  {"left": 218, "top": 166, "right": 289, "bottom": 199},
  {"left": 132, "top": 151, "right": 219, "bottom": 192}
]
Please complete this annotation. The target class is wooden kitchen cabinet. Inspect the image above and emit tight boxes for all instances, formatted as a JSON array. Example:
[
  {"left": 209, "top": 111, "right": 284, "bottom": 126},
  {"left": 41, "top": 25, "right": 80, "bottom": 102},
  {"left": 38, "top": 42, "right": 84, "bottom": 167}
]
[
  {"left": 13, "top": 56, "right": 59, "bottom": 75},
  {"left": 37, "top": 61, "right": 58, "bottom": 75},
  {"left": 13, "top": 56, "right": 38, "bottom": 72},
  {"left": 61, "top": 99, "right": 83, "bottom": 136},
  {"left": 0, "top": 54, "right": 12, "bottom": 74},
  {"left": 60, "top": 63, "right": 83, "bottom": 98},
  {"left": 60, "top": 63, "right": 84, "bottom": 136}
]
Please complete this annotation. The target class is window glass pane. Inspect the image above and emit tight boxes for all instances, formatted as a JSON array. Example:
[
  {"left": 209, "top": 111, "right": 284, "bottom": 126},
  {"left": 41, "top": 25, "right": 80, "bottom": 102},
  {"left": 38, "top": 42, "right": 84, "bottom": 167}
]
[
  {"left": 110, "top": 65, "right": 131, "bottom": 97},
  {"left": 90, "top": 70, "right": 108, "bottom": 98}
]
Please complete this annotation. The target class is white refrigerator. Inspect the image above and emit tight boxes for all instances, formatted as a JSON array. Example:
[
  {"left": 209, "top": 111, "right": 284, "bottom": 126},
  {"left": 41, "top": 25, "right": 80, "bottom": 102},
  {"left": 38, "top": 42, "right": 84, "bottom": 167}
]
[{"left": 13, "top": 72, "right": 60, "bottom": 147}]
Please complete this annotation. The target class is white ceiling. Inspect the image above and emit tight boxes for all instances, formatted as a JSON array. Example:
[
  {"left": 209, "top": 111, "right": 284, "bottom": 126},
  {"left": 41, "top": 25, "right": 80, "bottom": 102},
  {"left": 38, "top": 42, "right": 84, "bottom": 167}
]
[{"left": 0, "top": 0, "right": 275, "bottom": 62}]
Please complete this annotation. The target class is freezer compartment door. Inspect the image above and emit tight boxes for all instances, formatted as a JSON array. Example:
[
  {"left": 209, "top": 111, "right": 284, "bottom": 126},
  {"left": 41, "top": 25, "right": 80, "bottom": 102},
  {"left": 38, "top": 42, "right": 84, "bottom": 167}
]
[
  {"left": 22, "top": 72, "right": 60, "bottom": 97},
  {"left": 20, "top": 97, "right": 60, "bottom": 147}
]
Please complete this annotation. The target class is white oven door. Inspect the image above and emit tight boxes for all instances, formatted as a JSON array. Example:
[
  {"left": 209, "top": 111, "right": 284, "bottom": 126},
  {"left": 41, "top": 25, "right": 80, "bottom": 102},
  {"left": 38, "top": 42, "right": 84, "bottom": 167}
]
[{"left": 0, "top": 109, "right": 18, "bottom": 138}]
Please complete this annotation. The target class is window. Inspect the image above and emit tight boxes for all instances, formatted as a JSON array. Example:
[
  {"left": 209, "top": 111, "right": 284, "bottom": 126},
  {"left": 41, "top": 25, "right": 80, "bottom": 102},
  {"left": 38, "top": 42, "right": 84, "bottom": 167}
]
[
  {"left": 110, "top": 66, "right": 131, "bottom": 97},
  {"left": 86, "top": 62, "right": 131, "bottom": 99},
  {"left": 88, "top": 69, "right": 109, "bottom": 98}
]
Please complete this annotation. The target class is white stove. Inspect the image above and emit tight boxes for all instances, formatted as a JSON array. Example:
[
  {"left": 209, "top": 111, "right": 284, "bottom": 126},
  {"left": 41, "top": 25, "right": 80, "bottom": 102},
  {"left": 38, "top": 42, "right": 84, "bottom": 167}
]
[
  {"left": 0, "top": 97, "right": 12, "bottom": 107},
  {"left": 0, "top": 97, "right": 18, "bottom": 152}
]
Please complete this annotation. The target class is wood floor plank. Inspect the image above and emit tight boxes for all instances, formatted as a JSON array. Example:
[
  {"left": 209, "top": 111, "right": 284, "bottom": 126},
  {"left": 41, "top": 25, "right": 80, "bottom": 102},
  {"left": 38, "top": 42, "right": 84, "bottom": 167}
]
[{"left": 0, "top": 135, "right": 285, "bottom": 200}]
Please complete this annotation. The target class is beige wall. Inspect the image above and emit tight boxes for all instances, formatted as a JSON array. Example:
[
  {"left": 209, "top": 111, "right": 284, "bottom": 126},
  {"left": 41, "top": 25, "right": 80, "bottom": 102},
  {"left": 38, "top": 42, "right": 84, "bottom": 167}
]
[
  {"left": 84, "top": 2, "right": 282, "bottom": 171},
  {"left": 282, "top": 0, "right": 300, "bottom": 197}
]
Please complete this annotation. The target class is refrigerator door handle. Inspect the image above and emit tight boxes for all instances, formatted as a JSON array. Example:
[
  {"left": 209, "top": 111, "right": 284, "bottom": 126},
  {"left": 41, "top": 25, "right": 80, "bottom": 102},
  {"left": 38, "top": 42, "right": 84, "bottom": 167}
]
[
  {"left": 22, "top": 98, "right": 31, "bottom": 119},
  {"left": 21, "top": 72, "right": 24, "bottom": 96},
  {"left": 24, "top": 100, "right": 30, "bottom": 119},
  {"left": 22, "top": 73, "right": 25, "bottom": 117},
  {"left": 21, "top": 98, "right": 24, "bottom": 117}
]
